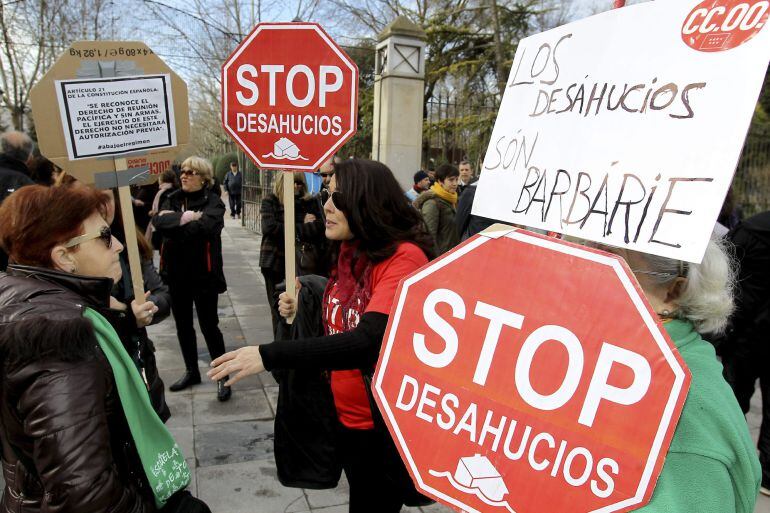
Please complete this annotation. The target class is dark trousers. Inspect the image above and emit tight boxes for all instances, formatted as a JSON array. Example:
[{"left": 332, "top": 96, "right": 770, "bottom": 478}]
[
  {"left": 229, "top": 193, "right": 241, "bottom": 217},
  {"left": 261, "top": 268, "right": 284, "bottom": 338},
  {"left": 170, "top": 285, "right": 226, "bottom": 374},
  {"left": 722, "top": 338, "right": 770, "bottom": 485},
  {"left": 338, "top": 427, "right": 404, "bottom": 513}
]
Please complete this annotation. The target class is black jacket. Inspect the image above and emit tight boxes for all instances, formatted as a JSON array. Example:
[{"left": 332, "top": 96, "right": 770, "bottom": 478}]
[
  {"left": 223, "top": 171, "right": 243, "bottom": 196},
  {"left": 152, "top": 188, "right": 227, "bottom": 293},
  {"left": 726, "top": 211, "right": 770, "bottom": 342},
  {"left": 259, "top": 194, "right": 325, "bottom": 274},
  {"left": 454, "top": 181, "right": 501, "bottom": 241},
  {"left": 266, "top": 276, "right": 432, "bottom": 507},
  {"left": 272, "top": 275, "right": 341, "bottom": 489},
  {"left": 0, "top": 156, "right": 33, "bottom": 272},
  {"left": 0, "top": 265, "right": 154, "bottom": 513},
  {"left": 111, "top": 256, "right": 171, "bottom": 422},
  {"left": 0, "top": 156, "right": 33, "bottom": 206}
]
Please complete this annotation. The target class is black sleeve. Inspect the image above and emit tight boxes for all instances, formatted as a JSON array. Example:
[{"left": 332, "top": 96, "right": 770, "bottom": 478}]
[
  {"left": 454, "top": 186, "right": 475, "bottom": 238},
  {"left": 141, "top": 260, "right": 171, "bottom": 324},
  {"left": 259, "top": 312, "right": 388, "bottom": 371}
]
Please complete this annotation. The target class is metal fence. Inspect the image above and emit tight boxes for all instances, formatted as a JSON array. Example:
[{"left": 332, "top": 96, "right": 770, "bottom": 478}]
[
  {"left": 732, "top": 123, "right": 770, "bottom": 217},
  {"left": 422, "top": 94, "right": 499, "bottom": 171},
  {"left": 242, "top": 166, "right": 277, "bottom": 235}
]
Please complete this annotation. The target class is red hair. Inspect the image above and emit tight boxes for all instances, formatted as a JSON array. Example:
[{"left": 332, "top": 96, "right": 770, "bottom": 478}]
[{"left": 0, "top": 185, "right": 109, "bottom": 267}]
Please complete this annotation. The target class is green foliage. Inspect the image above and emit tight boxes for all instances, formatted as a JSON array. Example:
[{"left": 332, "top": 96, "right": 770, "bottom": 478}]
[
  {"left": 759, "top": 64, "right": 770, "bottom": 118},
  {"left": 339, "top": 42, "right": 376, "bottom": 159},
  {"left": 733, "top": 67, "right": 770, "bottom": 216},
  {"left": 212, "top": 151, "right": 238, "bottom": 183}
]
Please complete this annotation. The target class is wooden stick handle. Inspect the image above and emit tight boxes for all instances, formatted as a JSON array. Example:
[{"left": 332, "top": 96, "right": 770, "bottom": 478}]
[
  {"left": 116, "top": 160, "right": 146, "bottom": 303},
  {"left": 283, "top": 171, "right": 297, "bottom": 325}
]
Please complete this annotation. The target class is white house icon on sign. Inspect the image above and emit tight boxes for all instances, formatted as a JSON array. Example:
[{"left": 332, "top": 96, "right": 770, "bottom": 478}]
[{"left": 455, "top": 454, "right": 509, "bottom": 502}]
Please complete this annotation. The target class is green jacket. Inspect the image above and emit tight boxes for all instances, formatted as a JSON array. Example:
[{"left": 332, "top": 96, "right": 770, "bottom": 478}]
[
  {"left": 414, "top": 190, "right": 459, "bottom": 255},
  {"left": 640, "top": 320, "right": 760, "bottom": 512}
]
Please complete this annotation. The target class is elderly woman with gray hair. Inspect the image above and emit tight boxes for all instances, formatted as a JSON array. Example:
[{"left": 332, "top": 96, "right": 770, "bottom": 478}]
[
  {"left": 152, "top": 156, "right": 231, "bottom": 402},
  {"left": 605, "top": 238, "right": 760, "bottom": 513}
]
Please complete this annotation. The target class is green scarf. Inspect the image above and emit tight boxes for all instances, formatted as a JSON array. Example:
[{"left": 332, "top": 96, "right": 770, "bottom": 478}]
[{"left": 83, "top": 308, "right": 190, "bottom": 508}]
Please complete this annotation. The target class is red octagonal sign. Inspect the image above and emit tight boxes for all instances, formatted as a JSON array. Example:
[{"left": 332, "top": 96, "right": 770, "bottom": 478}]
[
  {"left": 373, "top": 228, "right": 691, "bottom": 513},
  {"left": 222, "top": 23, "right": 358, "bottom": 170}
]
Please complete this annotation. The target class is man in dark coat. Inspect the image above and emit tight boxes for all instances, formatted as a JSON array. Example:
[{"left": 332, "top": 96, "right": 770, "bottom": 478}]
[
  {"left": 223, "top": 161, "right": 243, "bottom": 219},
  {"left": 718, "top": 211, "right": 770, "bottom": 493},
  {"left": 0, "top": 131, "right": 35, "bottom": 271}
]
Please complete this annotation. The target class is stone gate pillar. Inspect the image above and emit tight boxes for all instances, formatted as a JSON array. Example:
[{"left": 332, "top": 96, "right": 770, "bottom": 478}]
[{"left": 372, "top": 16, "right": 427, "bottom": 190}]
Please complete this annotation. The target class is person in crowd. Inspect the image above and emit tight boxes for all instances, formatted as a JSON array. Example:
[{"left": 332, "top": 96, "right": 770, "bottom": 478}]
[
  {"left": 131, "top": 183, "right": 159, "bottom": 234},
  {"left": 223, "top": 160, "right": 243, "bottom": 219},
  {"left": 0, "top": 185, "right": 205, "bottom": 512},
  {"left": 0, "top": 130, "right": 34, "bottom": 202},
  {"left": 209, "top": 159, "right": 435, "bottom": 513},
  {"left": 414, "top": 163, "right": 460, "bottom": 254},
  {"left": 604, "top": 239, "right": 760, "bottom": 512},
  {"left": 0, "top": 131, "right": 35, "bottom": 271},
  {"left": 27, "top": 155, "right": 61, "bottom": 186},
  {"left": 107, "top": 189, "right": 172, "bottom": 421},
  {"left": 454, "top": 180, "right": 499, "bottom": 241},
  {"left": 405, "top": 170, "right": 430, "bottom": 202},
  {"left": 717, "top": 210, "right": 770, "bottom": 495},
  {"left": 318, "top": 156, "right": 335, "bottom": 192},
  {"left": 457, "top": 160, "right": 476, "bottom": 196},
  {"left": 426, "top": 159, "right": 436, "bottom": 185},
  {"left": 151, "top": 156, "right": 231, "bottom": 402},
  {"left": 146, "top": 168, "right": 181, "bottom": 249},
  {"left": 259, "top": 172, "right": 325, "bottom": 335}
]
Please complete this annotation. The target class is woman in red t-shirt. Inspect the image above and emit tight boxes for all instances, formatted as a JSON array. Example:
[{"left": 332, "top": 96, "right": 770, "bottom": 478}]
[{"left": 209, "top": 159, "right": 435, "bottom": 512}]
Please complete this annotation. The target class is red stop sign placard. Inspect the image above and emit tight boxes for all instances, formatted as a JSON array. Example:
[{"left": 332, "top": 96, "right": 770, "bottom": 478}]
[
  {"left": 222, "top": 23, "right": 358, "bottom": 170},
  {"left": 373, "top": 228, "right": 691, "bottom": 513}
]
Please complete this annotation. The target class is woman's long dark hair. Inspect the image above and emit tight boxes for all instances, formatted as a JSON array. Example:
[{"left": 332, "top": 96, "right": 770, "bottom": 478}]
[{"left": 333, "top": 159, "right": 435, "bottom": 264}]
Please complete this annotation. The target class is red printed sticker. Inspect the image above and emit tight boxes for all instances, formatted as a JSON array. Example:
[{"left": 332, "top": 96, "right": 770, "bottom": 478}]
[{"left": 682, "top": 0, "right": 769, "bottom": 52}]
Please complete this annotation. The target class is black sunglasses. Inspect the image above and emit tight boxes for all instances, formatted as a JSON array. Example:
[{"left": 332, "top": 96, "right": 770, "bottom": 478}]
[
  {"left": 180, "top": 168, "right": 199, "bottom": 177},
  {"left": 64, "top": 226, "right": 113, "bottom": 249},
  {"left": 319, "top": 172, "right": 334, "bottom": 178},
  {"left": 330, "top": 191, "right": 347, "bottom": 212}
]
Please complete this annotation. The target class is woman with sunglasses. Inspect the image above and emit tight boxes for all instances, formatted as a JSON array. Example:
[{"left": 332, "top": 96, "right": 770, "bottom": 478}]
[
  {"left": 152, "top": 156, "right": 231, "bottom": 401},
  {"left": 210, "top": 159, "right": 435, "bottom": 512},
  {"left": 0, "top": 185, "right": 205, "bottom": 512}
]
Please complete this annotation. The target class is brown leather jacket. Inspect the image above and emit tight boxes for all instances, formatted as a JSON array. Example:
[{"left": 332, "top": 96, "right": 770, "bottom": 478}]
[{"left": 0, "top": 265, "right": 154, "bottom": 513}]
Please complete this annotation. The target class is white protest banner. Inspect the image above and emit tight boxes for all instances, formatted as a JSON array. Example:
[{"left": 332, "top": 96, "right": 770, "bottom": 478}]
[
  {"left": 473, "top": 0, "right": 770, "bottom": 263},
  {"left": 55, "top": 74, "right": 176, "bottom": 160}
]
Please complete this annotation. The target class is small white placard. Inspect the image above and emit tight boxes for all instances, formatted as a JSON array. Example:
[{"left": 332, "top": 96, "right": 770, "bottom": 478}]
[
  {"left": 473, "top": 1, "right": 770, "bottom": 263},
  {"left": 55, "top": 74, "right": 177, "bottom": 159}
]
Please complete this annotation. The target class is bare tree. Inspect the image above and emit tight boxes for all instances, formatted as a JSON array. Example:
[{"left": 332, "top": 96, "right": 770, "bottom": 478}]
[
  {"left": 0, "top": 0, "right": 52, "bottom": 130},
  {"left": 0, "top": 0, "right": 121, "bottom": 131}
]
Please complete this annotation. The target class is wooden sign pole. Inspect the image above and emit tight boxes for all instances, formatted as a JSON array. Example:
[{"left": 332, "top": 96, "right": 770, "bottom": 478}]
[
  {"left": 283, "top": 170, "right": 297, "bottom": 325},
  {"left": 115, "top": 157, "right": 147, "bottom": 303}
]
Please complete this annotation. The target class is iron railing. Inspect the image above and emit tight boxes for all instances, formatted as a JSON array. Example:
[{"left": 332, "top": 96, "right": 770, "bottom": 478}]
[{"left": 732, "top": 122, "right": 770, "bottom": 218}]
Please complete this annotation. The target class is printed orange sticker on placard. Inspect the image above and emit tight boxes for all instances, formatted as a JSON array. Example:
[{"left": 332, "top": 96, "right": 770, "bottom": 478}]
[{"left": 682, "top": 0, "right": 769, "bottom": 51}]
